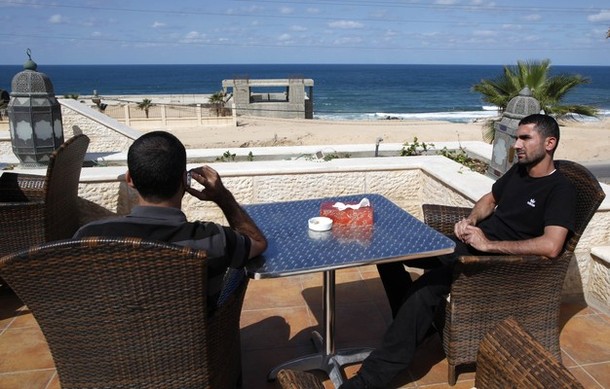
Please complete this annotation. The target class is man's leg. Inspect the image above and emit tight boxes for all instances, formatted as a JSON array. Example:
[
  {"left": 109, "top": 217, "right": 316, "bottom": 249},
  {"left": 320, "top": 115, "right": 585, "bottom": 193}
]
[
  {"left": 376, "top": 257, "right": 444, "bottom": 318},
  {"left": 342, "top": 264, "right": 453, "bottom": 389}
]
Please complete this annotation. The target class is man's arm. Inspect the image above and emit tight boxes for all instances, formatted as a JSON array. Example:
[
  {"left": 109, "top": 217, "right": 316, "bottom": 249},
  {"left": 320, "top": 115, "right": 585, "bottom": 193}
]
[
  {"left": 186, "top": 166, "right": 268, "bottom": 259},
  {"left": 462, "top": 224, "right": 568, "bottom": 258},
  {"left": 454, "top": 192, "right": 497, "bottom": 241}
]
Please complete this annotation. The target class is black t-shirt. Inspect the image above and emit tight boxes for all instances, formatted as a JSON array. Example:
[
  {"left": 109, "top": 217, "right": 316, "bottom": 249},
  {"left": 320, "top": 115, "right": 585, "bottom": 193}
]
[{"left": 478, "top": 164, "right": 576, "bottom": 242}]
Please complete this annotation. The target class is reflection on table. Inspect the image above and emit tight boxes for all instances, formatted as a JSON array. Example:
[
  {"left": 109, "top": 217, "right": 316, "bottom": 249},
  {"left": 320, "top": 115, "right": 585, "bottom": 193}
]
[{"left": 244, "top": 193, "right": 455, "bottom": 387}]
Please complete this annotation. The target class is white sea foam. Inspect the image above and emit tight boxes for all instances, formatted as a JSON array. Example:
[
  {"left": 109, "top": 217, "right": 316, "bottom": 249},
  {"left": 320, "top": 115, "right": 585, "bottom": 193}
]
[{"left": 315, "top": 109, "right": 499, "bottom": 123}]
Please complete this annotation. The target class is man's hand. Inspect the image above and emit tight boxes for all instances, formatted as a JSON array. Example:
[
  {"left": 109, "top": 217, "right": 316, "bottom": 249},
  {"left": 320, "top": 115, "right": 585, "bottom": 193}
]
[
  {"left": 454, "top": 217, "right": 476, "bottom": 242},
  {"left": 460, "top": 225, "right": 490, "bottom": 251},
  {"left": 185, "top": 165, "right": 268, "bottom": 259},
  {"left": 186, "top": 165, "right": 228, "bottom": 203}
]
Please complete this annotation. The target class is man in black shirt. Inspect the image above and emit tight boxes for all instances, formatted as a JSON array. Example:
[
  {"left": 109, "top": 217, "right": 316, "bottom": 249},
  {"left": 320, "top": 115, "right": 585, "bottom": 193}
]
[{"left": 341, "top": 114, "right": 576, "bottom": 389}]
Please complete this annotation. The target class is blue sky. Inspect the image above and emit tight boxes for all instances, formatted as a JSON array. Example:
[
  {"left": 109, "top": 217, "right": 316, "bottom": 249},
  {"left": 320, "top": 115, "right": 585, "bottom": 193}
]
[{"left": 1, "top": 0, "right": 609, "bottom": 65}]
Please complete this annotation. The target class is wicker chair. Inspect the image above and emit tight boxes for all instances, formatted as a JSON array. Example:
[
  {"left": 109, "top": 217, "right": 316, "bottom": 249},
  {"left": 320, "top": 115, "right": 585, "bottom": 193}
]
[
  {"left": 277, "top": 369, "right": 326, "bottom": 389},
  {"left": 476, "top": 317, "right": 583, "bottom": 388},
  {"left": 422, "top": 160, "right": 605, "bottom": 385},
  {"left": 0, "top": 237, "right": 248, "bottom": 389},
  {"left": 0, "top": 133, "right": 90, "bottom": 258}
]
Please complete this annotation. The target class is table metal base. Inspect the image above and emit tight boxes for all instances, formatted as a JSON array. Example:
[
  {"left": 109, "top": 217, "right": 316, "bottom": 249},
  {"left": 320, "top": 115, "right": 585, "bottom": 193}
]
[
  {"left": 267, "top": 340, "right": 373, "bottom": 387},
  {"left": 267, "top": 270, "right": 373, "bottom": 387}
]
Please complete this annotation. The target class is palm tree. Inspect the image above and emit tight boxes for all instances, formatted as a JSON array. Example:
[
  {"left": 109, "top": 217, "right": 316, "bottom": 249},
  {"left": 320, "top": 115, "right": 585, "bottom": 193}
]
[
  {"left": 137, "top": 98, "right": 153, "bottom": 118},
  {"left": 208, "top": 91, "right": 226, "bottom": 117},
  {"left": 472, "top": 59, "right": 597, "bottom": 141}
]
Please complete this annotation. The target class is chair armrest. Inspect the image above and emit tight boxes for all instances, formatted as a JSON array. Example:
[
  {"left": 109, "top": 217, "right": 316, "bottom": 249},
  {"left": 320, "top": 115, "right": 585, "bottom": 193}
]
[
  {"left": 450, "top": 254, "right": 566, "bottom": 304},
  {"left": 0, "top": 172, "right": 46, "bottom": 202},
  {"left": 422, "top": 204, "right": 472, "bottom": 235},
  {"left": 476, "top": 317, "right": 583, "bottom": 388},
  {"left": 277, "top": 369, "right": 325, "bottom": 389}
]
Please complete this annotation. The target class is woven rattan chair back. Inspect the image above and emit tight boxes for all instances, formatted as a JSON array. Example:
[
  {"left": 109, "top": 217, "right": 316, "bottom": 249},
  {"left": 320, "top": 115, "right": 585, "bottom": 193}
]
[
  {"left": 423, "top": 160, "right": 605, "bottom": 385},
  {"left": 0, "top": 237, "right": 247, "bottom": 389},
  {"left": 0, "top": 134, "right": 90, "bottom": 257},
  {"left": 277, "top": 369, "right": 326, "bottom": 389},
  {"left": 43, "top": 134, "right": 90, "bottom": 242},
  {"left": 476, "top": 318, "right": 584, "bottom": 388}
]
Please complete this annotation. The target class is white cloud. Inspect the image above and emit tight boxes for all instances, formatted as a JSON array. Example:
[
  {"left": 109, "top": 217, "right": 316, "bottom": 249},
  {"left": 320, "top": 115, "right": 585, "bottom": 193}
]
[
  {"left": 333, "top": 36, "right": 363, "bottom": 45},
  {"left": 278, "top": 33, "right": 291, "bottom": 41},
  {"left": 280, "top": 7, "right": 294, "bottom": 15},
  {"left": 291, "top": 25, "right": 307, "bottom": 32},
  {"left": 49, "top": 14, "right": 64, "bottom": 24},
  {"left": 469, "top": 0, "right": 496, "bottom": 6},
  {"left": 328, "top": 20, "right": 364, "bottom": 29},
  {"left": 182, "top": 31, "right": 206, "bottom": 43},
  {"left": 473, "top": 30, "right": 497, "bottom": 37},
  {"left": 152, "top": 21, "right": 166, "bottom": 28},
  {"left": 588, "top": 10, "right": 610, "bottom": 22},
  {"left": 307, "top": 8, "right": 320, "bottom": 14},
  {"left": 435, "top": 0, "right": 458, "bottom": 4},
  {"left": 523, "top": 14, "right": 541, "bottom": 21},
  {"left": 501, "top": 24, "right": 523, "bottom": 31}
]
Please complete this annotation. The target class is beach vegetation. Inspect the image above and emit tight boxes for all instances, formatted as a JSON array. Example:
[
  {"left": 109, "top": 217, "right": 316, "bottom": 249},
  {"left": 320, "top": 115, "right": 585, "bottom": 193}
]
[
  {"left": 323, "top": 152, "right": 351, "bottom": 161},
  {"left": 216, "top": 150, "right": 236, "bottom": 162},
  {"left": 400, "top": 138, "right": 488, "bottom": 173},
  {"left": 438, "top": 147, "right": 488, "bottom": 174},
  {"left": 137, "top": 98, "right": 153, "bottom": 118},
  {"left": 473, "top": 59, "right": 597, "bottom": 141},
  {"left": 64, "top": 93, "right": 80, "bottom": 99},
  {"left": 208, "top": 91, "right": 227, "bottom": 117},
  {"left": 400, "top": 137, "right": 434, "bottom": 156}
]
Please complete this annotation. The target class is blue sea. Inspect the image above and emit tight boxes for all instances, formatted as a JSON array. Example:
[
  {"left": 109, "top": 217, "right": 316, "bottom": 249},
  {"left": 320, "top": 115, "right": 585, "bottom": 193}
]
[{"left": 1, "top": 64, "right": 609, "bottom": 123}]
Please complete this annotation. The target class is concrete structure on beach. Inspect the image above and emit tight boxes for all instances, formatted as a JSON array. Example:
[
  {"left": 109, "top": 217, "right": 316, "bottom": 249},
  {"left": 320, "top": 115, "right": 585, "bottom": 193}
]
[{"left": 222, "top": 78, "right": 314, "bottom": 119}]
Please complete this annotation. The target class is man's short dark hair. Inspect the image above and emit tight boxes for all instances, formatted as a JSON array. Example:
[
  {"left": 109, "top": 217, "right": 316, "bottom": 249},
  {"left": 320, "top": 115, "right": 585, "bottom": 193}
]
[
  {"left": 518, "top": 113, "right": 561, "bottom": 148},
  {"left": 127, "top": 131, "right": 186, "bottom": 201}
]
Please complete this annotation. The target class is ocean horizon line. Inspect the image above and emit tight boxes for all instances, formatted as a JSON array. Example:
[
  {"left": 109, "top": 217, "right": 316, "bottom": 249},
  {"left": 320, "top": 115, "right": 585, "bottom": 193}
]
[{"left": 2, "top": 64, "right": 608, "bottom": 123}]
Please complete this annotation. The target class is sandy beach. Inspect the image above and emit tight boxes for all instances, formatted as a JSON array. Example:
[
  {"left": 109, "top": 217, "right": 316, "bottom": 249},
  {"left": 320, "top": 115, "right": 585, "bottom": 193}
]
[{"left": 165, "top": 117, "right": 610, "bottom": 164}]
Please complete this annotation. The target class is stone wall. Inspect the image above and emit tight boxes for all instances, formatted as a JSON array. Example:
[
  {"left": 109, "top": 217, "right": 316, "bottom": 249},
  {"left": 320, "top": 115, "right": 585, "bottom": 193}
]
[
  {"left": 60, "top": 99, "right": 141, "bottom": 153},
  {"left": 6, "top": 151, "right": 609, "bottom": 309}
]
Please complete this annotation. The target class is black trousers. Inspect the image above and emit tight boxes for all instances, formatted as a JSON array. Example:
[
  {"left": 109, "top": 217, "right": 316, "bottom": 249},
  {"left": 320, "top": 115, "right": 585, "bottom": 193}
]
[{"left": 359, "top": 237, "right": 482, "bottom": 388}]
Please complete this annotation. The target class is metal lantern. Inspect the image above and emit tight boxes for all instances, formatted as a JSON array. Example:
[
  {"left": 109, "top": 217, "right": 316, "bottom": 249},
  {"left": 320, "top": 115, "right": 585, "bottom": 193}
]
[
  {"left": 487, "top": 87, "right": 541, "bottom": 178},
  {"left": 8, "top": 49, "right": 64, "bottom": 167}
]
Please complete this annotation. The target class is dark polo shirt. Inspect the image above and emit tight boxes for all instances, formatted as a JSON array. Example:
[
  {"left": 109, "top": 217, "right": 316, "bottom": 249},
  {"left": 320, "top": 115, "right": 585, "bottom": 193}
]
[{"left": 73, "top": 206, "right": 252, "bottom": 311}]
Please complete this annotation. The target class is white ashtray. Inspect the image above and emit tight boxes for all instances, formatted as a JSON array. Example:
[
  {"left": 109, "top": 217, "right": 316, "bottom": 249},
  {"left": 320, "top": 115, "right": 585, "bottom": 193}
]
[{"left": 308, "top": 216, "right": 333, "bottom": 232}]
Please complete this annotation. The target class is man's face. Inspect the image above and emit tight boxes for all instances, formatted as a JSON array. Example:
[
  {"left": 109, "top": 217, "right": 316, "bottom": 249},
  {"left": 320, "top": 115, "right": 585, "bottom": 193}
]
[{"left": 513, "top": 123, "right": 551, "bottom": 166}]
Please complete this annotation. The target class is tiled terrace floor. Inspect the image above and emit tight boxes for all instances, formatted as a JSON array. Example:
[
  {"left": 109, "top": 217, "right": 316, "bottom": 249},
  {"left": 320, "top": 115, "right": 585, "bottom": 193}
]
[{"left": 1, "top": 265, "right": 610, "bottom": 388}]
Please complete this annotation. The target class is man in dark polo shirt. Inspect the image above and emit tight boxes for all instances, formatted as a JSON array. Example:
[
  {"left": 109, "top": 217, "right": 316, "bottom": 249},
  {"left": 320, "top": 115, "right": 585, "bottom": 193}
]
[{"left": 74, "top": 131, "right": 267, "bottom": 311}]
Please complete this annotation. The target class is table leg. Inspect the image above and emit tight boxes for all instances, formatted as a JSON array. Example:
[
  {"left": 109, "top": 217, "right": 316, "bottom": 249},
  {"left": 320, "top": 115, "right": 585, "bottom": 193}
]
[{"left": 267, "top": 269, "right": 373, "bottom": 387}]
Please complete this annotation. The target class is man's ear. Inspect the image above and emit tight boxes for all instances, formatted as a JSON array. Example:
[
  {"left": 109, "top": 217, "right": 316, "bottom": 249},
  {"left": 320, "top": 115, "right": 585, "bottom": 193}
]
[
  {"left": 545, "top": 137, "right": 557, "bottom": 152},
  {"left": 125, "top": 170, "right": 137, "bottom": 189}
]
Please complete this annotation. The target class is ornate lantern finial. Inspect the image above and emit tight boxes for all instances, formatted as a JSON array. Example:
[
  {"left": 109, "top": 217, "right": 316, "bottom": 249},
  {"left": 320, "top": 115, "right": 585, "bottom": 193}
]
[{"left": 23, "top": 48, "right": 38, "bottom": 71}]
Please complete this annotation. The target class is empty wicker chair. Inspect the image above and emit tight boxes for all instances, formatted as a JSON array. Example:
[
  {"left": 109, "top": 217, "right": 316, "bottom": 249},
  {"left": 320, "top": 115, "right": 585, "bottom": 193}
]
[
  {"left": 0, "top": 237, "right": 248, "bottom": 389},
  {"left": 277, "top": 369, "right": 325, "bottom": 389},
  {"left": 0, "top": 133, "right": 90, "bottom": 257},
  {"left": 476, "top": 317, "right": 583, "bottom": 388},
  {"left": 422, "top": 160, "right": 605, "bottom": 385}
]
